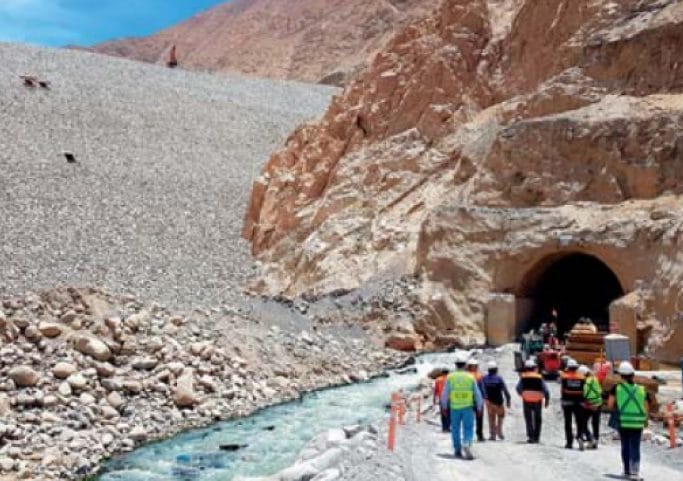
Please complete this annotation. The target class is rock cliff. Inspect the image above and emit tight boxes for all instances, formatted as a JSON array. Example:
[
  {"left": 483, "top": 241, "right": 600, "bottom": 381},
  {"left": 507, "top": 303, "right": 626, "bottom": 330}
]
[
  {"left": 87, "top": 0, "right": 439, "bottom": 85},
  {"left": 244, "top": 0, "right": 683, "bottom": 361}
]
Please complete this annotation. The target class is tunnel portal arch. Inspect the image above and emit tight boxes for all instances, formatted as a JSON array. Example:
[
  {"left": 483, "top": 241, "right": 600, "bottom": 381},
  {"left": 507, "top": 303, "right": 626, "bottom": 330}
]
[{"left": 516, "top": 252, "right": 625, "bottom": 337}]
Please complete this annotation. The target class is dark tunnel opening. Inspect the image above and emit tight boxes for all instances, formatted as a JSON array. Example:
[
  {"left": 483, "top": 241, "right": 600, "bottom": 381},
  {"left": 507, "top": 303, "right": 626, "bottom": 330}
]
[{"left": 519, "top": 253, "right": 624, "bottom": 338}]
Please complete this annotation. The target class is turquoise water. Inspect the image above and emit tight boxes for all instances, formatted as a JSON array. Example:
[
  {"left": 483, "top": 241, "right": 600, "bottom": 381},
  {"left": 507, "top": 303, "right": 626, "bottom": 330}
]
[{"left": 96, "top": 359, "right": 439, "bottom": 481}]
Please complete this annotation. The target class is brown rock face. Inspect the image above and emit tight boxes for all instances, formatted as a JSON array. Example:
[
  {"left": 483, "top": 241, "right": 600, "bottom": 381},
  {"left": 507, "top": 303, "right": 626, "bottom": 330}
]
[
  {"left": 244, "top": 0, "right": 683, "bottom": 361},
  {"left": 86, "top": 0, "right": 440, "bottom": 85}
]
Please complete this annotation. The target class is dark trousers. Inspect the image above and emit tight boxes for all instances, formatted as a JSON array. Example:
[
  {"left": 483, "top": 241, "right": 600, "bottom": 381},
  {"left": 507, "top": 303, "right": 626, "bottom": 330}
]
[
  {"left": 440, "top": 408, "right": 451, "bottom": 432},
  {"left": 620, "top": 429, "right": 642, "bottom": 475},
  {"left": 523, "top": 402, "right": 542, "bottom": 441},
  {"left": 474, "top": 407, "right": 484, "bottom": 440},
  {"left": 581, "top": 407, "right": 601, "bottom": 442},
  {"left": 563, "top": 403, "right": 585, "bottom": 446}
]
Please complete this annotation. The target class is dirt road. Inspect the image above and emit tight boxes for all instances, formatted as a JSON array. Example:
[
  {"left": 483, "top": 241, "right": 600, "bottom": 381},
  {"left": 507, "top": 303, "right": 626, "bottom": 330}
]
[{"left": 357, "top": 349, "right": 683, "bottom": 481}]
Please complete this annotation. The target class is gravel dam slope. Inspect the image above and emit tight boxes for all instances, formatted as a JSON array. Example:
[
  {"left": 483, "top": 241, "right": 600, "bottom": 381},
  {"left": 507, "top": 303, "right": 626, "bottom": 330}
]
[{"left": 0, "top": 42, "right": 335, "bottom": 308}]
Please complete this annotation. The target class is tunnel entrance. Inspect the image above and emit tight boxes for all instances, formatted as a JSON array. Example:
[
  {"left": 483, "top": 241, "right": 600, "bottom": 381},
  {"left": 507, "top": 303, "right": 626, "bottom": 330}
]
[{"left": 518, "top": 253, "right": 624, "bottom": 337}]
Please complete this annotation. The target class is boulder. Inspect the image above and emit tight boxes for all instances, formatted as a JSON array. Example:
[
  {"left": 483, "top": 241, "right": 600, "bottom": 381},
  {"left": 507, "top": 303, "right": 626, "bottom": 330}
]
[
  {"left": 9, "top": 366, "right": 40, "bottom": 387},
  {"left": 58, "top": 381, "right": 72, "bottom": 397},
  {"left": 385, "top": 334, "right": 419, "bottom": 352},
  {"left": 106, "top": 391, "right": 125, "bottom": 409},
  {"left": 129, "top": 426, "right": 148, "bottom": 441},
  {"left": 72, "top": 334, "right": 112, "bottom": 361},
  {"left": 100, "top": 405, "right": 119, "bottom": 419},
  {"left": 0, "top": 395, "right": 11, "bottom": 416},
  {"left": 38, "top": 321, "right": 63, "bottom": 338},
  {"left": 66, "top": 373, "right": 88, "bottom": 390},
  {"left": 173, "top": 368, "right": 197, "bottom": 407},
  {"left": 52, "top": 362, "right": 77, "bottom": 379},
  {"left": 131, "top": 357, "right": 158, "bottom": 370}
]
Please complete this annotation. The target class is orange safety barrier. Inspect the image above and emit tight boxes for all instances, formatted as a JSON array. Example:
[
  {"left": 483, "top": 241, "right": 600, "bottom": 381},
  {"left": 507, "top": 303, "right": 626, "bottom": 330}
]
[
  {"left": 667, "top": 402, "right": 676, "bottom": 449},
  {"left": 387, "top": 402, "right": 397, "bottom": 452},
  {"left": 388, "top": 391, "right": 403, "bottom": 452}
]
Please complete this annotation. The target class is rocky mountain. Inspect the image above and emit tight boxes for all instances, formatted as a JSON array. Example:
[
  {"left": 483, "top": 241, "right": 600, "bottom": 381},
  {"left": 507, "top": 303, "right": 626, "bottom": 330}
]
[
  {"left": 87, "top": 0, "right": 440, "bottom": 85},
  {"left": 243, "top": 0, "right": 683, "bottom": 361}
]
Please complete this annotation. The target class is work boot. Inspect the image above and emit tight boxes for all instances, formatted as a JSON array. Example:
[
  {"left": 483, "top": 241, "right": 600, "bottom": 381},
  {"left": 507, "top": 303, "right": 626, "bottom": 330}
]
[
  {"left": 578, "top": 438, "right": 585, "bottom": 451},
  {"left": 454, "top": 450, "right": 463, "bottom": 459},
  {"left": 462, "top": 445, "right": 474, "bottom": 460},
  {"left": 498, "top": 431, "right": 505, "bottom": 441},
  {"left": 564, "top": 443, "right": 572, "bottom": 449}
]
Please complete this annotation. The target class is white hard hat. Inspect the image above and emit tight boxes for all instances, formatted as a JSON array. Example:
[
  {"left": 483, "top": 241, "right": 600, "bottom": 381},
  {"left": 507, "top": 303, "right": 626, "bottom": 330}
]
[
  {"left": 487, "top": 361, "right": 498, "bottom": 370},
  {"left": 567, "top": 359, "right": 579, "bottom": 369},
  {"left": 455, "top": 352, "right": 469, "bottom": 364},
  {"left": 524, "top": 359, "right": 537, "bottom": 368},
  {"left": 618, "top": 361, "right": 635, "bottom": 376},
  {"left": 578, "top": 365, "right": 589, "bottom": 376},
  {"left": 467, "top": 358, "right": 479, "bottom": 366}
]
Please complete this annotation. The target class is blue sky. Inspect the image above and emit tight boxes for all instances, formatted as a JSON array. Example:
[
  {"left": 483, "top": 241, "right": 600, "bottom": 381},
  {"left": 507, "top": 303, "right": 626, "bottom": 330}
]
[{"left": 0, "top": 0, "right": 228, "bottom": 47}]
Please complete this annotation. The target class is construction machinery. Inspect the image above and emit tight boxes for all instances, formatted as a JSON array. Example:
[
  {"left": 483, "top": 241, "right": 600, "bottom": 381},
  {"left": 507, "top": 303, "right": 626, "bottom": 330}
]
[
  {"left": 515, "top": 330, "right": 562, "bottom": 378},
  {"left": 564, "top": 321, "right": 607, "bottom": 365}
]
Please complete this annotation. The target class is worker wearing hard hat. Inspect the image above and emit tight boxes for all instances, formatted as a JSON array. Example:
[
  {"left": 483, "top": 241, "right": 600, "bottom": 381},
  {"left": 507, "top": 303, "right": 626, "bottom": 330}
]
[
  {"left": 433, "top": 368, "right": 451, "bottom": 432},
  {"left": 579, "top": 365, "right": 602, "bottom": 449},
  {"left": 466, "top": 358, "right": 486, "bottom": 442},
  {"left": 608, "top": 361, "right": 653, "bottom": 480},
  {"left": 561, "top": 358, "right": 587, "bottom": 450},
  {"left": 441, "top": 352, "right": 484, "bottom": 460},
  {"left": 482, "top": 360, "right": 511, "bottom": 441},
  {"left": 516, "top": 359, "right": 550, "bottom": 443}
]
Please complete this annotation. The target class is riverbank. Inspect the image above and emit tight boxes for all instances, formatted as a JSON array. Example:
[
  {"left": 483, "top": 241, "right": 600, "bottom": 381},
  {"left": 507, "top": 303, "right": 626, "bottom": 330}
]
[{"left": 0, "top": 287, "right": 403, "bottom": 480}]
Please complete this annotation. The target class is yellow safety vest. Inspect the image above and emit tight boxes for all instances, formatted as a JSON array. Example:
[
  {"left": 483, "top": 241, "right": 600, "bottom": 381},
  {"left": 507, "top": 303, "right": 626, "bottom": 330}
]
[{"left": 447, "top": 371, "right": 474, "bottom": 410}]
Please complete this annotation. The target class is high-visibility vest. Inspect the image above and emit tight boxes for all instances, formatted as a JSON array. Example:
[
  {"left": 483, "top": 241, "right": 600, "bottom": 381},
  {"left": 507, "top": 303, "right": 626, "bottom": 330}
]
[
  {"left": 561, "top": 371, "right": 585, "bottom": 401},
  {"left": 616, "top": 383, "right": 647, "bottom": 430},
  {"left": 520, "top": 372, "right": 545, "bottom": 403},
  {"left": 434, "top": 375, "right": 447, "bottom": 399},
  {"left": 583, "top": 376, "right": 602, "bottom": 407},
  {"left": 448, "top": 372, "right": 475, "bottom": 410}
]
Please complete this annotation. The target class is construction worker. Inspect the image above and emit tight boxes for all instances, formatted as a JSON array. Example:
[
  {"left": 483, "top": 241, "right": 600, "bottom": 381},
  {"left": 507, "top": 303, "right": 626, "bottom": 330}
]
[
  {"left": 608, "top": 361, "right": 652, "bottom": 480},
  {"left": 466, "top": 358, "right": 485, "bottom": 442},
  {"left": 433, "top": 368, "right": 451, "bottom": 432},
  {"left": 579, "top": 365, "right": 602, "bottom": 449},
  {"left": 441, "top": 353, "right": 484, "bottom": 460},
  {"left": 482, "top": 361, "right": 511, "bottom": 441},
  {"left": 516, "top": 359, "right": 550, "bottom": 443},
  {"left": 561, "top": 358, "right": 587, "bottom": 449}
]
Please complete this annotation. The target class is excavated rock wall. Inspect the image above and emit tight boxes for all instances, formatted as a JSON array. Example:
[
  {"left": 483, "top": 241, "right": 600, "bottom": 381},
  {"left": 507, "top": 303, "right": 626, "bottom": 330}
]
[{"left": 244, "top": 0, "right": 683, "bottom": 362}]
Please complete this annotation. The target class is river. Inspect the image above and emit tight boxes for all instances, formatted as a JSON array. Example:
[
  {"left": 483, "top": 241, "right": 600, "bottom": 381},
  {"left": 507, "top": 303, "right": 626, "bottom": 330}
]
[{"left": 95, "top": 354, "right": 456, "bottom": 481}]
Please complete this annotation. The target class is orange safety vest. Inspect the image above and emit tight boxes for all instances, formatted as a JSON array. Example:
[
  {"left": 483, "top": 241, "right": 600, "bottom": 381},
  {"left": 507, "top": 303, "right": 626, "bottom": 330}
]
[
  {"left": 434, "top": 375, "right": 447, "bottom": 399},
  {"left": 561, "top": 371, "right": 585, "bottom": 401},
  {"left": 469, "top": 370, "right": 482, "bottom": 382},
  {"left": 520, "top": 372, "right": 545, "bottom": 403}
]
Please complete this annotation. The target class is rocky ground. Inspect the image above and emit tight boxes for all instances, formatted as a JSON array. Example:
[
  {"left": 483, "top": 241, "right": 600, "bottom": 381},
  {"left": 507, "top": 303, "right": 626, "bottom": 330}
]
[
  {"left": 0, "top": 41, "right": 335, "bottom": 309},
  {"left": 0, "top": 287, "right": 402, "bottom": 480}
]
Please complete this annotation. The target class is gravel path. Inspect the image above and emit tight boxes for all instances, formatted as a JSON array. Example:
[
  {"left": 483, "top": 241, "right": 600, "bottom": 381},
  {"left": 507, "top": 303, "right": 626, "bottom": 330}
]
[
  {"left": 0, "top": 42, "right": 335, "bottom": 308},
  {"left": 342, "top": 349, "right": 683, "bottom": 481}
]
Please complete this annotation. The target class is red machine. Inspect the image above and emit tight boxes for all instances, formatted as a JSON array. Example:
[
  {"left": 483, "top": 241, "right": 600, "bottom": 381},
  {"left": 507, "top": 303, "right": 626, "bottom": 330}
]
[{"left": 537, "top": 347, "right": 562, "bottom": 379}]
